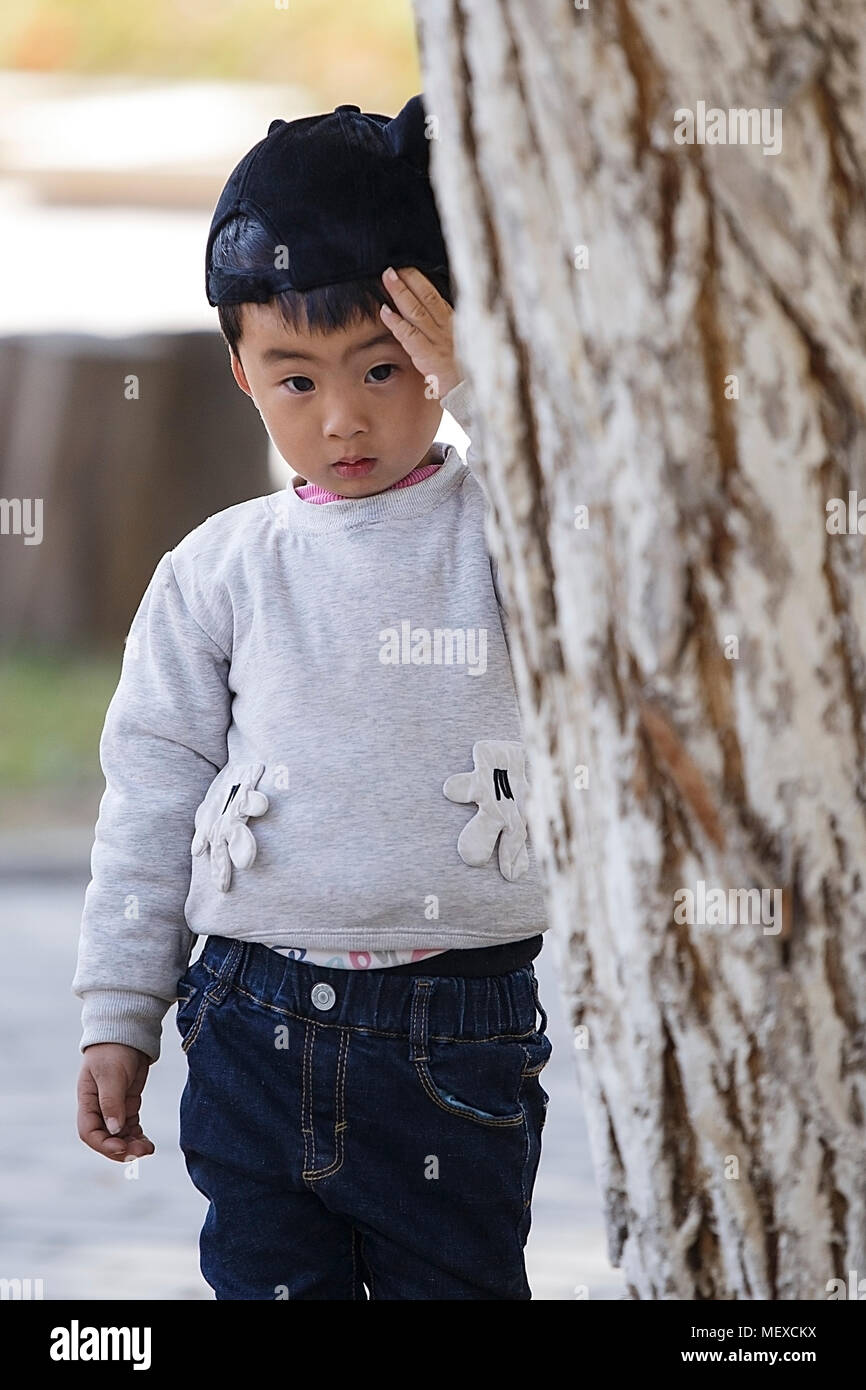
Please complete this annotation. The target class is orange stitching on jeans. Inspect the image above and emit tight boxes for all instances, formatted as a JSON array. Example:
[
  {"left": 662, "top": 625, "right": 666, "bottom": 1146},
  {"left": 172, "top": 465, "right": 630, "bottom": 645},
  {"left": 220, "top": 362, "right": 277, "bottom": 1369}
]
[
  {"left": 421, "top": 982, "right": 432, "bottom": 1040},
  {"left": 520, "top": 1033, "right": 552, "bottom": 1077},
  {"left": 181, "top": 992, "right": 214, "bottom": 1054},
  {"left": 304, "top": 1031, "right": 346, "bottom": 1178},
  {"left": 301, "top": 1020, "right": 313, "bottom": 1177},
  {"left": 336, "top": 1027, "right": 347, "bottom": 1129},
  {"left": 302, "top": 1027, "right": 348, "bottom": 1180},
  {"left": 202, "top": 978, "right": 534, "bottom": 1043},
  {"left": 310, "top": 1024, "right": 318, "bottom": 1171},
  {"left": 408, "top": 981, "right": 427, "bottom": 1061},
  {"left": 414, "top": 983, "right": 430, "bottom": 1063},
  {"left": 430, "top": 1029, "right": 536, "bottom": 1043},
  {"left": 413, "top": 1058, "right": 525, "bottom": 1128},
  {"left": 411, "top": 977, "right": 525, "bottom": 1127},
  {"left": 223, "top": 982, "right": 410, "bottom": 1038}
]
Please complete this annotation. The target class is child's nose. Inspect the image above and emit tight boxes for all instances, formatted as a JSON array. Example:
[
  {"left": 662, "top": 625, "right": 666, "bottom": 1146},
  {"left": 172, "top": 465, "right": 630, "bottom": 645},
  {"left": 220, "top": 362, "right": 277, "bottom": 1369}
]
[
  {"left": 323, "top": 402, "right": 370, "bottom": 438},
  {"left": 322, "top": 391, "right": 369, "bottom": 433}
]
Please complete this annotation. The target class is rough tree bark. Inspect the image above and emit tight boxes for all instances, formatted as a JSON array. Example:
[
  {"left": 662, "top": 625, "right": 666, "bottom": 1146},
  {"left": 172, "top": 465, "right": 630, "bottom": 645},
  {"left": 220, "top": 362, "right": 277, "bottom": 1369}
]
[{"left": 414, "top": 0, "right": 866, "bottom": 1299}]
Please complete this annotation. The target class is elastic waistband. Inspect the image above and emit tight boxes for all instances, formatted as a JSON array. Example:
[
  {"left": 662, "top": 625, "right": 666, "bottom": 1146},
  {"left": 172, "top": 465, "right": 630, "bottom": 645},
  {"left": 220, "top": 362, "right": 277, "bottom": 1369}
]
[
  {"left": 370, "top": 933, "right": 544, "bottom": 977},
  {"left": 197, "top": 935, "right": 547, "bottom": 1041}
]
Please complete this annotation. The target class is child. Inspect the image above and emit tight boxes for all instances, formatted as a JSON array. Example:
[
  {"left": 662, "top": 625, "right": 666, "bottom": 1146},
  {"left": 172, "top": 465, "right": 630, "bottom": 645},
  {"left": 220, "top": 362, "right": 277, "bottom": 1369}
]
[{"left": 73, "top": 94, "right": 552, "bottom": 1300}]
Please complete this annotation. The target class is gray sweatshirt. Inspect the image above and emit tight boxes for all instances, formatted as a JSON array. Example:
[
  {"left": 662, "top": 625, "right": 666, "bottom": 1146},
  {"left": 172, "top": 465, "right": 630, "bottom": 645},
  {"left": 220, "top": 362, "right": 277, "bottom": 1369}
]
[{"left": 72, "top": 380, "right": 549, "bottom": 1062}]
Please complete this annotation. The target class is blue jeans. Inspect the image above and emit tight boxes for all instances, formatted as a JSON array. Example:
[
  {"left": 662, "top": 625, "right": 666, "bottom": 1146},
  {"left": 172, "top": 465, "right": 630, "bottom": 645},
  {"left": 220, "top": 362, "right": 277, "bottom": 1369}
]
[{"left": 175, "top": 935, "right": 552, "bottom": 1299}]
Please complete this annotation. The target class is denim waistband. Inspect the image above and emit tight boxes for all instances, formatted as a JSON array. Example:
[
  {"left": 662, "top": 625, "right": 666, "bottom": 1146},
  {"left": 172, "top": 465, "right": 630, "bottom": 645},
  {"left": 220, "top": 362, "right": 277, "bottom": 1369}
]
[{"left": 196, "top": 935, "right": 548, "bottom": 1041}]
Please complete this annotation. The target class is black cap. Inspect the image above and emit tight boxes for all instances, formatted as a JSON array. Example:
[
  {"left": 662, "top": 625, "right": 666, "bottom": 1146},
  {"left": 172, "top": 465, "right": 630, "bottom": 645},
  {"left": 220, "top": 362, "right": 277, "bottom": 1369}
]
[{"left": 205, "top": 94, "right": 450, "bottom": 306}]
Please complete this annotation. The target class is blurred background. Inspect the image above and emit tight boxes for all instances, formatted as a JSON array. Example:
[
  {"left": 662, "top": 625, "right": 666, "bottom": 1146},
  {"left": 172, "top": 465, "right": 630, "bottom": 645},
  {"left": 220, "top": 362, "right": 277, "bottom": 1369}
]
[{"left": 0, "top": 0, "right": 624, "bottom": 1300}]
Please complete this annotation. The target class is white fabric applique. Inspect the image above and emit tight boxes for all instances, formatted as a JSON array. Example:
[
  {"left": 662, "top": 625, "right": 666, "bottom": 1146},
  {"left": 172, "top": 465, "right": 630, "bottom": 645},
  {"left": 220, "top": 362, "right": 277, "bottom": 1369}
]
[
  {"left": 442, "top": 739, "right": 530, "bottom": 881},
  {"left": 191, "top": 762, "right": 269, "bottom": 892}
]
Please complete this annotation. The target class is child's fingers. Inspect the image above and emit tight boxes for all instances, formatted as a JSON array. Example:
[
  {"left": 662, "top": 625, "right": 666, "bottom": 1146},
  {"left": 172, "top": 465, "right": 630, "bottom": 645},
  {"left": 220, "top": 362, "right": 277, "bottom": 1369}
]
[
  {"left": 76, "top": 1065, "right": 155, "bottom": 1162},
  {"left": 379, "top": 302, "right": 430, "bottom": 354},
  {"left": 77, "top": 1078, "right": 128, "bottom": 1158},
  {"left": 382, "top": 266, "right": 449, "bottom": 335},
  {"left": 77, "top": 1098, "right": 154, "bottom": 1161},
  {"left": 122, "top": 1092, "right": 155, "bottom": 1151},
  {"left": 398, "top": 266, "right": 451, "bottom": 328},
  {"left": 116, "top": 1125, "right": 156, "bottom": 1160}
]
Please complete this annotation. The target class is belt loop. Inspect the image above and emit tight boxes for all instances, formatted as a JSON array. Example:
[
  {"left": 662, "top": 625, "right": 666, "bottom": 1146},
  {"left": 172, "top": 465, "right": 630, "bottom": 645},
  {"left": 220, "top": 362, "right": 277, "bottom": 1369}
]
[
  {"left": 530, "top": 970, "right": 548, "bottom": 1036},
  {"left": 209, "top": 938, "right": 245, "bottom": 1002},
  {"left": 408, "top": 978, "right": 435, "bottom": 1062}
]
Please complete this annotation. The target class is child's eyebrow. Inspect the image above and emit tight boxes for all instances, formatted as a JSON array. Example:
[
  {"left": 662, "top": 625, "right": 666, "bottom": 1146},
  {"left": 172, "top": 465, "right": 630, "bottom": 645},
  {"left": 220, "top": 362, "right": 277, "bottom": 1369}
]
[{"left": 261, "top": 331, "right": 397, "bottom": 367}]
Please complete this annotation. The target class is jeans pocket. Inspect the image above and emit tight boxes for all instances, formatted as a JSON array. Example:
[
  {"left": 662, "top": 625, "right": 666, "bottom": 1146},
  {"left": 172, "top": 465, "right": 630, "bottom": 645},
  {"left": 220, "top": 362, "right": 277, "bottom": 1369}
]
[
  {"left": 520, "top": 1030, "right": 552, "bottom": 1079},
  {"left": 415, "top": 1036, "right": 528, "bottom": 1128},
  {"left": 175, "top": 966, "right": 212, "bottom": 1055},
  {"left": 520, "top": 1030, "right": 552, "bottom": 1128}
]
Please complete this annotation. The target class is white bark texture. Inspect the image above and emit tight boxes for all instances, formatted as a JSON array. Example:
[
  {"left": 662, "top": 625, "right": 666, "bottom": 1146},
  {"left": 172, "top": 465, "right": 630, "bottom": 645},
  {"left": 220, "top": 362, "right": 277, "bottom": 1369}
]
[{"left": 413, "top": 0, "right": 866, "bottom": 1298}]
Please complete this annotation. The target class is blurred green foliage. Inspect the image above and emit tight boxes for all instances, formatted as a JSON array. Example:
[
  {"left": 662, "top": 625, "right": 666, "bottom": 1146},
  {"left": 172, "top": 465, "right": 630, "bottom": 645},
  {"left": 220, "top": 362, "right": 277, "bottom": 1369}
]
[
  {"left": 0, "top": 648, "right": 119, "bottom": 791},
  {"left": 0, "top": 0, "right": 420, "bottom": 110}
]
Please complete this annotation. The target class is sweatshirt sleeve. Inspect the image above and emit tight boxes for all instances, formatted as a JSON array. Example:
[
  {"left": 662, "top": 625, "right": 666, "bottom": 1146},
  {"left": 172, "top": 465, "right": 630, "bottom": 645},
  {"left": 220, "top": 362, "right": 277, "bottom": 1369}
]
[
  {"left": 441, "top": 378, "right": 510, "bottom": 618},
  {"left": 441, "top": 379, "right": 474, "bottom": 459},
  {"left": 72, "top": 549, "right": 232, "bottom": 1064}
]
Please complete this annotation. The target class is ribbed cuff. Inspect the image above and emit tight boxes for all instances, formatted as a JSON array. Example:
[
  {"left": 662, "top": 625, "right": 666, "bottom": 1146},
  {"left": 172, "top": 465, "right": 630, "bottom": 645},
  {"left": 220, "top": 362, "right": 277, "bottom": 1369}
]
[{"left": 79, "top": 990, "right": 170, "bottom": 1065}]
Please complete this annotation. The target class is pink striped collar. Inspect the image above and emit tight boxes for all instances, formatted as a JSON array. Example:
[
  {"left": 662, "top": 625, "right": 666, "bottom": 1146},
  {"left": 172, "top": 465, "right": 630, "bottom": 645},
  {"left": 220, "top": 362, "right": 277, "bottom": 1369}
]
[{"left": 295, "top": 455, "right": 444, "bottom": 505}]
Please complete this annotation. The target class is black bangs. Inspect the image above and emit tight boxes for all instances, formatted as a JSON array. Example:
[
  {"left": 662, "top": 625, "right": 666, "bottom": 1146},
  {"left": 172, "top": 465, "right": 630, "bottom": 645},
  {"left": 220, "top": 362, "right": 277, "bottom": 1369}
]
[{"left": 212, "top": 213, "right": 453, "bottom": 358}]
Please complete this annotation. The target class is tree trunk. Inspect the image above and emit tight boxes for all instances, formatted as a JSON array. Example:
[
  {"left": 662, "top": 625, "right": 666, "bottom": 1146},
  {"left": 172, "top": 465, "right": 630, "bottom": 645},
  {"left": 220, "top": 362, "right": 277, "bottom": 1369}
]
[{"left": 414, "top": 0, "right": 866, "bottom": 1299}]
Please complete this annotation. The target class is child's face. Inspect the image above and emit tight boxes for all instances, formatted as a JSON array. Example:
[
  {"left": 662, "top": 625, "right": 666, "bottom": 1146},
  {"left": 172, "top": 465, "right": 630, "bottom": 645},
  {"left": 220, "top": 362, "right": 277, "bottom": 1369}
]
[{"left": 230, "top": 300, "right": 444, "bottom": 496}]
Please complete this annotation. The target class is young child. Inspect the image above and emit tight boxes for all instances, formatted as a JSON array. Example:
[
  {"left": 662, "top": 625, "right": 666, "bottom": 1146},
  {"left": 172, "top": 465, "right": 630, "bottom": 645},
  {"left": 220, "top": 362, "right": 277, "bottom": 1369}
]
[{"left": 73, "top": 94, "right": 553, "bottom": 1300}]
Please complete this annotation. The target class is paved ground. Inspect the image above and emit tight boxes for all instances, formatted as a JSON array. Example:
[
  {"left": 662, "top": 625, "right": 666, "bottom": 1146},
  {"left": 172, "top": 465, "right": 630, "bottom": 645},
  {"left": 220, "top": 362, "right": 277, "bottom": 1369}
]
[{"left": 0, "top": 833, "right": 625, "bottom": 1301}]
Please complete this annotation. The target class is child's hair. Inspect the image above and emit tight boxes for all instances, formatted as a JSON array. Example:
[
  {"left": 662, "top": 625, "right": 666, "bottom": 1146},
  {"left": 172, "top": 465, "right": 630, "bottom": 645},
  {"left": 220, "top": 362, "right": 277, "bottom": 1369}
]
[{"left": 211, "top": 213, "right": 453, "bottom": 360}]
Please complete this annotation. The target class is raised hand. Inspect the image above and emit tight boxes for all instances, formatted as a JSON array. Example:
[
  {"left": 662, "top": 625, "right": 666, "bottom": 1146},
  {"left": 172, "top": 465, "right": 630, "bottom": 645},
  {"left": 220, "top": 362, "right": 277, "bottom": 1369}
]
[{"left": 379, "top": 266, "right": 463, "bottom": 402}]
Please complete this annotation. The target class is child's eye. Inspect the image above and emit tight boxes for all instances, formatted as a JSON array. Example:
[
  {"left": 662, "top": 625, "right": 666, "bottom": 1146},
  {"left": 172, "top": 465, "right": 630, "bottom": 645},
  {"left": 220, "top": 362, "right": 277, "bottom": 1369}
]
[
  {"left": 280, "top": 363, "right": 399, "bottom": 394},
  {"left": 281, "top": 376, "right": 315, "bottom": 394},
  {"left": 366, "top": 363, "right": 398, "bottom": 383}
]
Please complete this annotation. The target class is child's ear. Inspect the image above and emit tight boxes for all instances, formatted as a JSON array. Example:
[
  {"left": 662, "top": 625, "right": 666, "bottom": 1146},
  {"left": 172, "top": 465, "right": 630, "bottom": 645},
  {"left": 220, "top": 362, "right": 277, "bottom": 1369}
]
[{"left": 230, "top": 350, "right": 254, "bottom": 398}]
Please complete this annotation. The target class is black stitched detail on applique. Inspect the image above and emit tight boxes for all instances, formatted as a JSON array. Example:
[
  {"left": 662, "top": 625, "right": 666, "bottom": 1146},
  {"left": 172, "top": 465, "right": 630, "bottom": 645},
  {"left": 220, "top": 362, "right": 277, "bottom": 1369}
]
[
  {"left": 493, "top": 768, "right": 513, "bottom": 801},
  {"left": 221, "top": 783, "right": 241, "bottom": 814}
]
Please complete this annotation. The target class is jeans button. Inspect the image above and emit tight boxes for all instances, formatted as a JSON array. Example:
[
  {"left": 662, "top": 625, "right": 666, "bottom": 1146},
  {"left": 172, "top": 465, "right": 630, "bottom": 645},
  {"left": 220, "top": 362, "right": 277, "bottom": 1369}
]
[{"left": 311, "top": 982, "right": 336, "bottom": 1010}]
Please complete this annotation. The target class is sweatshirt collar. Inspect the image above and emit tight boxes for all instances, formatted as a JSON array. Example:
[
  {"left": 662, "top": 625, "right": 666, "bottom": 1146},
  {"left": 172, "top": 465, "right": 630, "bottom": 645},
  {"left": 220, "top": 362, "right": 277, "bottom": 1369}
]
[{"left": 269, "top": 441, "right": 467, "bottom": 533}]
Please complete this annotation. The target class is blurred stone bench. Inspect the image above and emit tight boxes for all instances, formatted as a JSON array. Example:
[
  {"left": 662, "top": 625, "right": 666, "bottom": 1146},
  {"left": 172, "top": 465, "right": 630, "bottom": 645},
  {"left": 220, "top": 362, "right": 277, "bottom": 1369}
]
[{"left": 0, "top": 331, "right": 270, "bottom": 646}]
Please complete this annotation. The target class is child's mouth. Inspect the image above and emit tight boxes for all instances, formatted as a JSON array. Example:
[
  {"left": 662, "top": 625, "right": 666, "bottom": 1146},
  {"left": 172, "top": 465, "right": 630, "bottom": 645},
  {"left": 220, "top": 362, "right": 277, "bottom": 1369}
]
[{"left": 333, "top": 458, "right": 377, "bottom": 478}]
